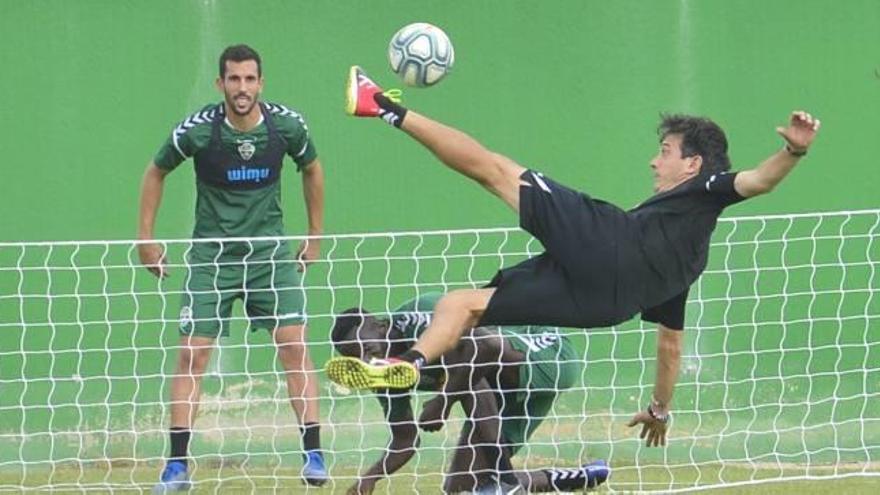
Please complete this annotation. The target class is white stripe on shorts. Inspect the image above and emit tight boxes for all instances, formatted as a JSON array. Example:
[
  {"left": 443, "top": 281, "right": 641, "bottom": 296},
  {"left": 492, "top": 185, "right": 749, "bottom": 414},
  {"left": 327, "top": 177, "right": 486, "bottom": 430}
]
[{"left": 531, "top": 171, "right": 552, "bottom": 193}]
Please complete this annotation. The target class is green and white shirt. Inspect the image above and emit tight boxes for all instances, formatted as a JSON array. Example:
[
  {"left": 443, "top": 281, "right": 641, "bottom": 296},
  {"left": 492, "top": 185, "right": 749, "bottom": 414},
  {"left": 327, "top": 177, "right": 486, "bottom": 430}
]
[{"left": 154, "top": 102, "right": 317, "bottom": 259}]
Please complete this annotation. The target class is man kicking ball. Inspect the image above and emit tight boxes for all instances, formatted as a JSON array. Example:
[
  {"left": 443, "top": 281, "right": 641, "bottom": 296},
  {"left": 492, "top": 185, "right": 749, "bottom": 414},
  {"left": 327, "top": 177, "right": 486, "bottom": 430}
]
[
  {"left": 329, "top": 293, "right": 608, "bottom": 494},
  {"left": 326, "top": 66, "right": 821, "bottom": 448}
]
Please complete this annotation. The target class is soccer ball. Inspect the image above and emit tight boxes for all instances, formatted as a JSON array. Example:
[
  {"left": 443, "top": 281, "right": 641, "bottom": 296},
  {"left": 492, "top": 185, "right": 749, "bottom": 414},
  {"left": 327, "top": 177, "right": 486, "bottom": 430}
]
[{"left": 387, "top": 23, "right": 455, "bottom": 87}]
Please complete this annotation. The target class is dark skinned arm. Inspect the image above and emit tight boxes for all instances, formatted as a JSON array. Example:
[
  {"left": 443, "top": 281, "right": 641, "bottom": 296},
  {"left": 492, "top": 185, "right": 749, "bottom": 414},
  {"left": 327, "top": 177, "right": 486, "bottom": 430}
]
[
  {"left": 348, "top": 393, "right": 419, "bottom": 495},
  {"left": 418, "top": 328, "right": 505, "bottom": 430}
]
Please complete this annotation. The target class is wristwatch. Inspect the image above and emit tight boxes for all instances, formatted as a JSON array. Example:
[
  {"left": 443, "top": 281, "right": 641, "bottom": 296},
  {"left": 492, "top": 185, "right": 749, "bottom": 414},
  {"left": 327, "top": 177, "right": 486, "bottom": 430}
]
[
  {"left": 784, "top": 143, "right": 807, "bottom": 157},
  {"left": 647, "top": 402, "right": 670, "bottom": 424}
]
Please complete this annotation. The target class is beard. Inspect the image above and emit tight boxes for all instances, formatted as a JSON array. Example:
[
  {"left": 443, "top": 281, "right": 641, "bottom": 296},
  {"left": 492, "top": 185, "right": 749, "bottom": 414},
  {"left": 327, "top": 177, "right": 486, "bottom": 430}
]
[{"left": 226, "top": 92, "right": 258, "bottom": 116}]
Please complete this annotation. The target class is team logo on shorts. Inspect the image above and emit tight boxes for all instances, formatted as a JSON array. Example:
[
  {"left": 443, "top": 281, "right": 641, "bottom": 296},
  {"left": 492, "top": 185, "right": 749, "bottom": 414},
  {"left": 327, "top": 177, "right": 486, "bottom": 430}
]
[
  {"left": 513, "top": 332, "right": 560, "bottom": 352},
  {"left": 237, "top": 139, "right": 256, "bottom": 160},
  {"left": 179, "top": 305, "right": 194, "bottom": 332}
]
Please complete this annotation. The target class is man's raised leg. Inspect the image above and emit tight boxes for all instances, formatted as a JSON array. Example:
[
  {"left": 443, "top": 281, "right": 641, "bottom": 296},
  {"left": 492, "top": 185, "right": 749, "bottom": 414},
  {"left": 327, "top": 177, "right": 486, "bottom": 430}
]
[
  {"left": 327, "top": 66, "right": 525, "bottom": 391},
  {"left": 325, "top": 288, "right": 494, "bottom": 390},
  {"left": 346, "top": 65, "right": 528, "bottom": 212},
  {"left": 410, "top": 288, "right": 493, "bottom": 363},
  {"left": 398, "top": 112, "right": 526, "bottom": 212}
]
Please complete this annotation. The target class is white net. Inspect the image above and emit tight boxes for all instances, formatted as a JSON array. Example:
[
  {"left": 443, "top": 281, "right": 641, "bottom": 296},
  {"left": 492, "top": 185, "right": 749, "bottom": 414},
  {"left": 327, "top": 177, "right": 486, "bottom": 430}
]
[{"left": 0, "top": 209, "right": 878, "bottom": 492}]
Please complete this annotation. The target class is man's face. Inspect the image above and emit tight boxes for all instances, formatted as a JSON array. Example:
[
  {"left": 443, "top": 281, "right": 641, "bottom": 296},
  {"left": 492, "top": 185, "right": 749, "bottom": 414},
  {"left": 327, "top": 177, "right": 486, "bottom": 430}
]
[
  {"left": 650, "top": 133, "right": 701, "bottom": 193},
  {"left": 217, "top": 60, "right": 263, "bottom": 117},
  {"left": 336, "top": 317, "right": 390, "bottom": 361}
]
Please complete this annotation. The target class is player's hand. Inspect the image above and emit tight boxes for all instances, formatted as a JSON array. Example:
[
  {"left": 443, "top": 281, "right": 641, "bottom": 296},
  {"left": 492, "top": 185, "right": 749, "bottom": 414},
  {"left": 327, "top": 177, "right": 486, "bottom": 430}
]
[
  {"left": 346, "top": 478, "right": 375, "bottom": 495},
  {"left": 776, "top": 110, "right": 821, "bottom": 153},
  {"left": 138, "top": 242, "right": 168, "bottom": 279},
  {"left": 627, "top": 410, "right": 668, "bottom": 447},
  {"left": 418, "top": 397, "right": 449, "bottom": 432},
  {"left": 296, "top": 239, "right": 321, "bottom": 273}
]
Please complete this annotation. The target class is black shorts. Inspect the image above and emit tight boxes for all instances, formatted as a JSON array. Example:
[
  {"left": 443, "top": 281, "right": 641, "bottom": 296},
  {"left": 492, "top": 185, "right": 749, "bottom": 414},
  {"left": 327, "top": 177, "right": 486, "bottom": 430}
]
[{"left": 480, "top": 170, "right": 638, "bottom": 329}]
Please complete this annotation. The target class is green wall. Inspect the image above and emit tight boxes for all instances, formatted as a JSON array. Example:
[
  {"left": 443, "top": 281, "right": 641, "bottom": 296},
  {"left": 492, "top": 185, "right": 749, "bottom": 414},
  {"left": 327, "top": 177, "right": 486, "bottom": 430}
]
[
  {"left": 1, "top": 0, "right": 878, "bottom": 241},
  {"left": 0, "top": 0, "right": 878, "bottom": 490}
]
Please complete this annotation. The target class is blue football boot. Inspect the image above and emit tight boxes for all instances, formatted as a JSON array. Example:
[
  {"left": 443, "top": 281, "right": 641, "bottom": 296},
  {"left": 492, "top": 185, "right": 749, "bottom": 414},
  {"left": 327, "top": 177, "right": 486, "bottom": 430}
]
[
  {"left": 302, "top": 450, "right": 328, "bottom": 486},
  {"left": 151, "top": 460, "right": 191, "bottom": 493}
]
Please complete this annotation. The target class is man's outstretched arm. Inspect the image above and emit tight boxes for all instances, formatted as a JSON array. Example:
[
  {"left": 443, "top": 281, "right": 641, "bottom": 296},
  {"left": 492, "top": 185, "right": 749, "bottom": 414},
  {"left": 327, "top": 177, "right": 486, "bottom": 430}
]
[
  {"left": 733, "top": 111, "right": 821, "bottom": 198},
  {"left": 628, "top": 325, "right": 682, "bottom": 447},
  {"left": 652, "top": 326, "right": 683, "bottom": 415},
  {"left": 348, "top": 396, "right": 419, "bottom": 495}
]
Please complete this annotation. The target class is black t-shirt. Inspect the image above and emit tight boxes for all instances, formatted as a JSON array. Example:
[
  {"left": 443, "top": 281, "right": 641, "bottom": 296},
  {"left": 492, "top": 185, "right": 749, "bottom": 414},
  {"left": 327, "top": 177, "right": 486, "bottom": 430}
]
[{"left": 628, "top": 171, "right": 746, "bottom": 329}]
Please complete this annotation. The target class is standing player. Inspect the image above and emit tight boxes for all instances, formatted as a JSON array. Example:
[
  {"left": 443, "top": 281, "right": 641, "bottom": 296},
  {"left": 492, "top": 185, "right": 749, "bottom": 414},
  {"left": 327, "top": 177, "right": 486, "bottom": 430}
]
[
  {"left": 329, "top": 293, "right": 609, "bottom": 494},
  {"left": 138, "top": 45, "right": 327, "bottom": 491},
  {"left": 326, "top": 66, "right": 821, "bottom": 448}
]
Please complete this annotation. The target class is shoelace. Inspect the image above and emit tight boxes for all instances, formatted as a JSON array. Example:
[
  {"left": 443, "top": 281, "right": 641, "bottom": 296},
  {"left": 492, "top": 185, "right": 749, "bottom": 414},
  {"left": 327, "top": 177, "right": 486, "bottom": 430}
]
[{"left": 382, "top": 88, "right": 403, "bottom": 103}]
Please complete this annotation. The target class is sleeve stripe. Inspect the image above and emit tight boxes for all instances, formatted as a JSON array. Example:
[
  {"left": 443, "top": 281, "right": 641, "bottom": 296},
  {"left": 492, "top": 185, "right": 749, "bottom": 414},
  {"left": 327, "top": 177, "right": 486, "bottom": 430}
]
[
  {"left": 170, "top": 106, "right": 219, "bottom": 158},
  {"left": 171, "top": 133, "right": 186, "bottom": 158},
  {"left": 294, "top": 139, "right": 310, "bottom": 158},
  {"left": 266, "top": 101, "right": 312, "bottom": 159}
]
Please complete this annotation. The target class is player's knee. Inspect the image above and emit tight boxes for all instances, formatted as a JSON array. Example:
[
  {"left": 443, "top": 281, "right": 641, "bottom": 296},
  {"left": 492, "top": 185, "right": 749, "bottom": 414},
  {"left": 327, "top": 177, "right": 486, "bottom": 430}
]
[
  {"left": 178, "top": 347, "right": 211, "bottom": 374},
  {"left": 276, "top": 341, "right": 312, "bottom": 369},
  {"left": 437, "top": 290, "right": 485, "bottom": 325},
  {"left": 274, "top": 325, "right": 307, "bottom": 344}
]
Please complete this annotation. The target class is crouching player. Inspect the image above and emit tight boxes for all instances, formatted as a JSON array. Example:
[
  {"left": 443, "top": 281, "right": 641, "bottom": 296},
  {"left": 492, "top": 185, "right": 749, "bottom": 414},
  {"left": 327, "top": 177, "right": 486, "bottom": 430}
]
[{"left": 329, "top": 293, "right": 609, "bottom": 493}]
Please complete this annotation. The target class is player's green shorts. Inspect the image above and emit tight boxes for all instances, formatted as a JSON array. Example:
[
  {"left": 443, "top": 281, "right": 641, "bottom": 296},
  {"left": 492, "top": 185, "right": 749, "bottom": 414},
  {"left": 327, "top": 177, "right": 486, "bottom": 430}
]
[
  {"left": 496, "top": 327, "right": 579, "bottom": 453},
  {"left": 178, "top": 246, "right": 305, "bottom": 338}
]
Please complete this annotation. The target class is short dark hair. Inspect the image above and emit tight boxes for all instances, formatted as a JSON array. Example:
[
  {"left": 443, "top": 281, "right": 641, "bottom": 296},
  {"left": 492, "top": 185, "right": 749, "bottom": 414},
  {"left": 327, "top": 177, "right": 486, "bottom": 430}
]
[
  {"left": 658, "top": 114, "right": 731, "bottom": 174},
  {"left": 219, "top": 44, "right": 262, "bottom": 77},
  {"left": 330, "top": 307, "right": 370, "bottom": 346}
]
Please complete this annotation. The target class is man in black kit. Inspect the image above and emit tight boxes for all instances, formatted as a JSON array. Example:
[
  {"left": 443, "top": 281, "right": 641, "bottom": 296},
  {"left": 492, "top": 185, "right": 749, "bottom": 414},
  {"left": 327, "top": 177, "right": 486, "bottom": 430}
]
[{"left": 327, "top": 66, "right": 821, "bottom": 449}]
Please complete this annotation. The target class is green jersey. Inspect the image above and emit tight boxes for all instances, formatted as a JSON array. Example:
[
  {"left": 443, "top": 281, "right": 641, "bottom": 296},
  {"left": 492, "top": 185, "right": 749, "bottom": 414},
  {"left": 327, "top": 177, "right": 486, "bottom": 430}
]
[
  {"left": 154, "top": 102, "right": 317, "bottom": 260},
  {"left": 379, "top": 293, "right": 579, "bottom": 429}
]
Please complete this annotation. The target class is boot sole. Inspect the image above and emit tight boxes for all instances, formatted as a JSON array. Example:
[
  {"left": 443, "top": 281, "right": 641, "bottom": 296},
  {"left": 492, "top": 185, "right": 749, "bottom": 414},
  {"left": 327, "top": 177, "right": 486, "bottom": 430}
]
[
  {"left": 344, "top": 65, "right": 359, "bottom": 116},
  {"left": 325, "top": 356, "right": 418, "bottom": 390}
]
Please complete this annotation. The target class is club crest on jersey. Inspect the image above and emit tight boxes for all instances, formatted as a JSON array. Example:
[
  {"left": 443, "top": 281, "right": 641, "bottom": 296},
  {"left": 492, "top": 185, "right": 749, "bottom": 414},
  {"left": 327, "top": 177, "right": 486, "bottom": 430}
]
[
  {"left": 237, "top": 139, "right": 256, "bottom": 160},
  {"left": 179, "top": 305, "right": 194, "bottom": 332}
]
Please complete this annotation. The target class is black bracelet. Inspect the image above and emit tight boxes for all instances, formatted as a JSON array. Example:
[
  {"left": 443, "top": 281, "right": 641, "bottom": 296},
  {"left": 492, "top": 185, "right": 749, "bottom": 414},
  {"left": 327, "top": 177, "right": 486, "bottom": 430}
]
[
  {"left": 647, "top": 403, "right": 670, "bottom": 424},
  {"left": 785, "top": 144, "right": 807, "bottom": 157}
]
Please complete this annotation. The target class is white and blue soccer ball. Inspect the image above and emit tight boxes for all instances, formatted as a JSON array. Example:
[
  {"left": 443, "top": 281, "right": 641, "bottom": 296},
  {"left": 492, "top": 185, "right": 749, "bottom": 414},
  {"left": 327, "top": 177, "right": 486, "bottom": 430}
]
[{"left": 387, "top": 23, "right": 455, "bottom": 87}]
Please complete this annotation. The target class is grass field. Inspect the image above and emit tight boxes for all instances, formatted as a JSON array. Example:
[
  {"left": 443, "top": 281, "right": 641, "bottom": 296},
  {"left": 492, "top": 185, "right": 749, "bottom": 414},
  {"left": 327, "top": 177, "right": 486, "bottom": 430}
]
[
  {"left": 1, "top": 462, "right": 878, "bottom": 493},
  {"left": 2, "top": 360, "right": 878, "bottom": 493}
]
